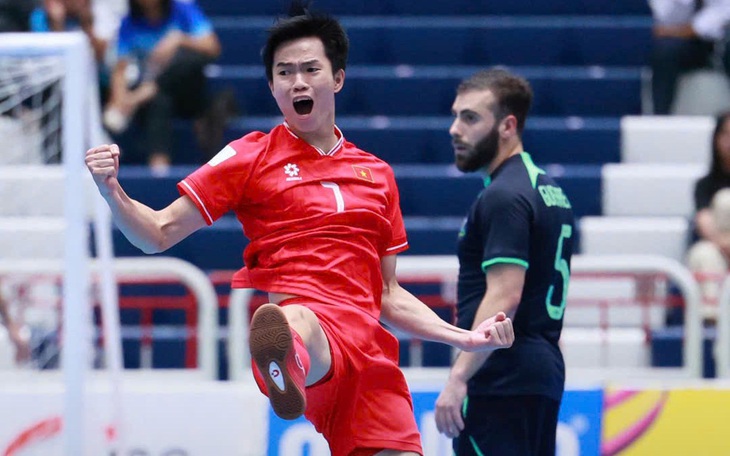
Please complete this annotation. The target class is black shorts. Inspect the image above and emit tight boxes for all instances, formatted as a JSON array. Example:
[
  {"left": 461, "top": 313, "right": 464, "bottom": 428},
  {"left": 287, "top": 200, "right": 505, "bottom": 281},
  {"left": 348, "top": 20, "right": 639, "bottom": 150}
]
[{"left": 453, "top": 394, "right": 560, "bottom": 456}]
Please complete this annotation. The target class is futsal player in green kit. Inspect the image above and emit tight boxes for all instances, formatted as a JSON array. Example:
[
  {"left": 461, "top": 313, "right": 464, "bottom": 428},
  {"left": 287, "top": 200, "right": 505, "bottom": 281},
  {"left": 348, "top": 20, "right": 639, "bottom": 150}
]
[{"left": 435, "top": 68, "right": 575, "bottom": 456}]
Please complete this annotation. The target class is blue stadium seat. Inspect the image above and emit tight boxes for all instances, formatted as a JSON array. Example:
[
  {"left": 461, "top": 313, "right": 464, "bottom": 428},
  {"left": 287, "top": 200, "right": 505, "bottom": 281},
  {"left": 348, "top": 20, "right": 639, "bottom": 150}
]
[
  {"left": 207, "top": 65, "right": 642, "bottom": 116},
  {"left": 117, "top": 164, "right": 601, "bottom": 218},
  {"left": 651, "top": 327, "right": 716, "bottom": 378},
  {"left": 198, "top": 0, "right": 649, "bottom": 18},
  {"left": 113, "top": 0, "right": 650, "bottom": 374},
  {"left": 114, "top": 164, "right": 600, "bottom": 264},
  {"left": 211, "top": 17, "right": 651, "bottom": 66},
  {"left": 170, "top": 116, "right": 620, "bottom": 166},
  {"left": 112, "top": 214, "right": 459, "bottom": 264},
  {"left": 111, "top": 0, "right": 632, "bottom": 278},
  {"left": 112, "top": 212, "right": 583, "bottom": 266},
  {"left": 394, "top": 164, "right": 601, "bottom": 219},
  {"left": 152, "top": 337, "right": 188, "bottom": 369}
]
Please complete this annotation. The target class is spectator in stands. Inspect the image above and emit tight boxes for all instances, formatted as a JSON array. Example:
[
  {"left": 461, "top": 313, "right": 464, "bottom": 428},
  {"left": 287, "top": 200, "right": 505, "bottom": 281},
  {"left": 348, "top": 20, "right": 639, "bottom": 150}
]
[
  {"left": 0, "top": 288, "right": 30, "bottom": 365},
  {"left": 434, "top": 68, "right": 575, "bottom": 456},
  {"left": 686, "top": 111, "right": 730, "bottom": 316},
  {"left": 103, "top": 0, "right": 235, "bottom": 173},
  {"left": 0, "top": 0, "right": 35, "bottom": 32},
  {"left": 26, "top": 0, "right": 123, "bottom": 158},
  {"left": 85, "top": 4, "right": 514, "bottom": 454},
  {"left": 29, "top": 0, "right": 126, "bottom": 114},
  {"left": 649, "top": 0, "right": 730, "bottom": 115},
  {"left": 0, "top": 278, "right": 66, "bottom": 370},
  {"left": 30, "top": 0, "right": 117, "bottom": 63}
]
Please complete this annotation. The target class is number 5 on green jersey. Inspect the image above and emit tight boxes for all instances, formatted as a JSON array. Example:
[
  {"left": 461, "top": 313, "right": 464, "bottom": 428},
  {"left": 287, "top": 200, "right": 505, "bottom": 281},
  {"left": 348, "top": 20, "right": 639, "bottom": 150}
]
[{"left": 546, "top": 224, "right": 572, "bottom": 320}]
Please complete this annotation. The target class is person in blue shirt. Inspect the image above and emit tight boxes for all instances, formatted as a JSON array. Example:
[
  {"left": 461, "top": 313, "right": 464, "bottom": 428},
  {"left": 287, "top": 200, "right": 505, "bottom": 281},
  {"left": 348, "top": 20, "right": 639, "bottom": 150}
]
[
  {"left": 28, "top": 0, "right": 123, "bottom": 158},
  {"left": 103, "top": 0, "right": 221, "bottom": 171},
  {"left": 29, "top": 0, "right": 122, "bottom": 71},
  {"left": 434, "top": 68, "right": 575, "bottom": 456}
]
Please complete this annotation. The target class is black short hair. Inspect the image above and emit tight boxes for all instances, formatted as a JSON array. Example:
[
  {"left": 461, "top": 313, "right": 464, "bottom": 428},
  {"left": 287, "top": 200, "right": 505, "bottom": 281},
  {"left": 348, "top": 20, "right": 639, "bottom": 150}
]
[
  {"left": 129, "top": 0, "right": 172, "bottom": 21},
  {"left": 708, "top": 111, "right": 730, "bottom": 179},
  {"left": 457, "top": 68, "right": 533, "bottom": 134},
  {"left": 262, "top": 1, "right": 349, "bottom": 82}
]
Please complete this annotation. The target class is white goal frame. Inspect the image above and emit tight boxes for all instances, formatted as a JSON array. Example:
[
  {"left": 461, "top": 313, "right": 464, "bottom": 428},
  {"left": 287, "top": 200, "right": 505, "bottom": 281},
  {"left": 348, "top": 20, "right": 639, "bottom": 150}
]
[{"left": 0, "top": 32, "right": 99, "bottom": 456}]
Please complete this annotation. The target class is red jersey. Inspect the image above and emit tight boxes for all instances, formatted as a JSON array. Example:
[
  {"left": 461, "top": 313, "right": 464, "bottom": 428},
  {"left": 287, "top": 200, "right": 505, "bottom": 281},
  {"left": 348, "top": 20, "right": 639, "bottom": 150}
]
[{"left": 177, "top": 123, "right": 408, "bottom": 319}]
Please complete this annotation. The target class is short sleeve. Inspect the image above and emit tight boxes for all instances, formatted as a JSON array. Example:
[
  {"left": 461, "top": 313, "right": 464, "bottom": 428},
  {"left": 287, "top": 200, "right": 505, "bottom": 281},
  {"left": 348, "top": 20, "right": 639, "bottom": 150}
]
[
  {"left": 177, "top": 135, "right": 262, "bottom": 225},
  {"left": 382, "top": 166, "right": 408, "bottom": 255},
  {"left": 479, "top": 188, "right": 531, "bottom": 271},
  {"left": 116, "top": 18, "right": 133, "bottom": 58},
  {"left": 29, "top": 9, "right": 50, "bottom": 32},
  {"left": 178, "top": 1, "right": 213, "bottom": 37}
]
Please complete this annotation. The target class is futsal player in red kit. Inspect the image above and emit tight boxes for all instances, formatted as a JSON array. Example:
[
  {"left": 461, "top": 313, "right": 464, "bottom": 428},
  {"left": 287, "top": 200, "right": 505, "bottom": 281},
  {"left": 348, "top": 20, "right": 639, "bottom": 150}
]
[{"left": 85, "top": 3, "right": 514, "bottom": 455}]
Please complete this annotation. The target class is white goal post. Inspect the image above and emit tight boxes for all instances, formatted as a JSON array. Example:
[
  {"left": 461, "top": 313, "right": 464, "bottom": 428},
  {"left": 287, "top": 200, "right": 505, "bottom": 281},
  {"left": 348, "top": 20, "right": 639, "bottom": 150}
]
[
  {"left": 0, "top": 32, "right": 111, "bottom": 456},
  {"left": 0, "top": 32, "right": 226, "bottom": 455}
]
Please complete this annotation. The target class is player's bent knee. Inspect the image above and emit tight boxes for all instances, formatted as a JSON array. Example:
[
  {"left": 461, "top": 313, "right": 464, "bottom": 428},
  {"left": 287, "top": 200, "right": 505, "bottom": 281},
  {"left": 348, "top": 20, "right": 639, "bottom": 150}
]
[
  {"left": 281, "top": 303, "right": 319, "bottom": 326},
  {"left": 281, "top": 304, "right": 325, "bottom": 341}
]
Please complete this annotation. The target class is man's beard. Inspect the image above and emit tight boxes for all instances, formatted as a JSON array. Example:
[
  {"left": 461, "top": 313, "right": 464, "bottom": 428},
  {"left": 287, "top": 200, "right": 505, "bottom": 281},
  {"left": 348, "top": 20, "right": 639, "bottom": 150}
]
[{"left": 454, "top": 125, "right": 499, "bottom": 173}]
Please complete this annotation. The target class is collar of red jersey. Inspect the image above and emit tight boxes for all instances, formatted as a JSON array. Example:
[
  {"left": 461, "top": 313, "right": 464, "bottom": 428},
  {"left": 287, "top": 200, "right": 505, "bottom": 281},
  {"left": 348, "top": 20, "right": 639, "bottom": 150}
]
[{"left": 282, "top": 122, "right": 344, "bottom": 157}]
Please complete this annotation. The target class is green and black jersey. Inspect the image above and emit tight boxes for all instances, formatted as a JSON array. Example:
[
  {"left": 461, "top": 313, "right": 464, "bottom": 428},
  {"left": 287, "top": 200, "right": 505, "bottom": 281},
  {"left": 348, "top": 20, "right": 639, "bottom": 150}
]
[{"left": 456, "top": 152, "right": 575, "bottom": 401}]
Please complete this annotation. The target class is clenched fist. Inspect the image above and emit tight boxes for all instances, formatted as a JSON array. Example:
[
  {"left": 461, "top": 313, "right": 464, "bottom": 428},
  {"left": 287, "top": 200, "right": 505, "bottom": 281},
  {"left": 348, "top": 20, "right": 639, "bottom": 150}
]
[
  {"left": 459, "top": 312, "right": 515, "bottom": 352},
  {"left": 474, "top": 312, "right": 514, "bottom": 349},
  {"left": 85, "top": 144, "right": 120, "bottom": 195}
]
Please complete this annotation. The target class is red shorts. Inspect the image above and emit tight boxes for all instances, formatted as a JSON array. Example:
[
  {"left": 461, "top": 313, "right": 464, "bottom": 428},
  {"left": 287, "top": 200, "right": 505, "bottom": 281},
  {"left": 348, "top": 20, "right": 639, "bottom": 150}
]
[{"left": 281, "top": 298, "right": 423, "bottom": 456}]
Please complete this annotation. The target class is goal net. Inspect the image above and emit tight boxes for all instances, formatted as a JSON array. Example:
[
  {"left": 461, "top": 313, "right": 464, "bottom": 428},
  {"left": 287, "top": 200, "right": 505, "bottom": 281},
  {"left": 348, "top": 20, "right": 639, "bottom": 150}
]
[
  {"left": 0, "top": 32, "right": 120, "bottom": 455},
  {"left": 0, "top": 54, "right": 64, "bottom": 164}
]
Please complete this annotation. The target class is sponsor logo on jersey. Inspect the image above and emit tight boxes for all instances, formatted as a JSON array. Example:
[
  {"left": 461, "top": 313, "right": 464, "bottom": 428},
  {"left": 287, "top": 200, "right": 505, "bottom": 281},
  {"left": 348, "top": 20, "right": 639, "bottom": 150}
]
[{"left": 284, "top": 163, "right": 302, "bottom": 181}]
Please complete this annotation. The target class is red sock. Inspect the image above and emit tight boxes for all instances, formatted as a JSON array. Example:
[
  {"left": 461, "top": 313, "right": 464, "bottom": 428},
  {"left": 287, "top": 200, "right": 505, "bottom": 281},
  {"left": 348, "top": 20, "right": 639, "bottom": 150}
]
[
  {"left": 251, "top": 327, "right": 310, "bottom": 394},
  {"left": 290, "top": 328, "right": 311, "bottom": 377}
]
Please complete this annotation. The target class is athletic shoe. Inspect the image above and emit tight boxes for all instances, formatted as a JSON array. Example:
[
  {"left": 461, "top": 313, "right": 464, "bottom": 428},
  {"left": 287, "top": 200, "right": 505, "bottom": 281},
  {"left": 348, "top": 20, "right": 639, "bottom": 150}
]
[{"left": 249, "top": 303, "right": 308, "bottom": 420}]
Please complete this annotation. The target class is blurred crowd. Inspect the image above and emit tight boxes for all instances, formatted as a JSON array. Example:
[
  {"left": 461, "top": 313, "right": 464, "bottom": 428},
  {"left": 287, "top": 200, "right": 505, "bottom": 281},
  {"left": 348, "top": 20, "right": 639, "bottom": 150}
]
[
  {"left": 649, "top": 0, "right": 730, "bottom": 114},
  {"left": 648, "top": 1, "right": 730, "bottom": 319},
  {"left": 3, "top": 0, "right": 730, "bottom": 366},
  {"left": 0, "top": 0, "right": 237, "bottom": 173}
]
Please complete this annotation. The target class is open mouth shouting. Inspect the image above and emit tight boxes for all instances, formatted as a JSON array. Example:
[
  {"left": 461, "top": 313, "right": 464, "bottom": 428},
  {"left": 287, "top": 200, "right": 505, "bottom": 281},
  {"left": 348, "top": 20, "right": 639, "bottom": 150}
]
[{"left": 293, "top": 97, "right": 314, "bottom": 115}]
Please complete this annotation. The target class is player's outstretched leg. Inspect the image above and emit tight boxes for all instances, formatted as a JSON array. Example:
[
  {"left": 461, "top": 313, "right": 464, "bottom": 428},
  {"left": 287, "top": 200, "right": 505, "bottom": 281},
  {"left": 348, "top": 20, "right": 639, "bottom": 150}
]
[{"left": 249, "top": 303, "right": 310, "bottom": 420}]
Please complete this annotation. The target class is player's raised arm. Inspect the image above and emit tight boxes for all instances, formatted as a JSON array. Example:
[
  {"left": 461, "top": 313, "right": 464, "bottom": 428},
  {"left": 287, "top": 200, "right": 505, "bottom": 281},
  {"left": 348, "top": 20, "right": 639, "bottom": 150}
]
[
  {"left": 379, "top": 254, "right": 514, "bottom": 352},
  {"left": 85, "top": 143, "right": 207, "bottom": 253}
]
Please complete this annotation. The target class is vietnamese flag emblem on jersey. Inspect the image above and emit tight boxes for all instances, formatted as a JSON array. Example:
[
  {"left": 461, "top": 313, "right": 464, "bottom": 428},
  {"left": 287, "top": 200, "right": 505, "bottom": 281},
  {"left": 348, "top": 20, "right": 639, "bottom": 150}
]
[{"left": 353, "top": 165, "right": 374, "bottom": 182}]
